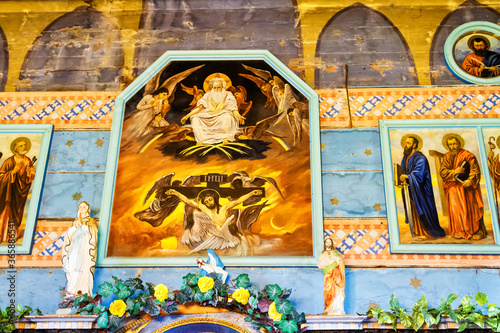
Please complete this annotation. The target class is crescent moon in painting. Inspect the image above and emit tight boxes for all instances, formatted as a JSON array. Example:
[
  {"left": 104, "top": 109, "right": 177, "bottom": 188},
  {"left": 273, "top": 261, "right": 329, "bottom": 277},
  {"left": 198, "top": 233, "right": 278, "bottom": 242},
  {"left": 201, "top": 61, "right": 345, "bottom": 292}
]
[{"left": 270, "top": 216, "right": 285, "bottom": 230}]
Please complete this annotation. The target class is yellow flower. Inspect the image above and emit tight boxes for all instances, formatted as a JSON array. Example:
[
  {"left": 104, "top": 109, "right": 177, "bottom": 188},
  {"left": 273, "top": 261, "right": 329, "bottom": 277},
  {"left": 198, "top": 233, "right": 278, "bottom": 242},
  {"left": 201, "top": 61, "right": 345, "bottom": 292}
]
[
  {"left": 268, "top": 302, "right": 283, "bottom": 322},
  {"left": 154, "top": 284, "right": 169, "bottom": 302},
  {"left": 109, "top": 299, "right": 127, "bottom": 317},
  {"left": 233, "top": 288, "right": 250, "bottom": 305},
  {"left": 198, "top": 276, "right": 215, "bottom": 293}
]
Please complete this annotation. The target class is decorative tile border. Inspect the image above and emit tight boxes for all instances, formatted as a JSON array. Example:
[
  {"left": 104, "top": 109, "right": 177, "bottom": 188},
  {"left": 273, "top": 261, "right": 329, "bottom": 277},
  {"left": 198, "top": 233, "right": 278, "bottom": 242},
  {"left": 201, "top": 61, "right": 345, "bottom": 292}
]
[
  {"left": 0, "top": 220, "right": 71, "bottom": 268},
  {"left": 325, "top": 219, "right": 500, "bottom": 268},
  {"left": 3, "top": 218, "right": 499, "bottom": 268},
  {"left": 1, "top": 87, "right": 500, "bottom": 129},
  {"left": 0, "top": 92, "right": 118, "bottom": 128},
  {"left": 319, "top": 86, "right": 500, "bottom": 128}
]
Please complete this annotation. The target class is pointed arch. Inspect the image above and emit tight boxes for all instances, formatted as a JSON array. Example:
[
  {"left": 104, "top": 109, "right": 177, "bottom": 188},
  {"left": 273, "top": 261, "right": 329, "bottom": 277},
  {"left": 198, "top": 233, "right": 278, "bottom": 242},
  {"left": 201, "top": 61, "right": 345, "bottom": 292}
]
[
  {"left": 132, "top": 0, "right": 302, "bottom": 77},
  {"left": 0, "top": 25, "right": 8, "bottom": 91},
  {"left": 315, "top": 3, "right": 418, "bottom": 88},
  {"left": 430, "top": 0, "right": 500, "bottom": 85},
  {"left": 19, "top": 6, "right": 124, "bottom": 91}
]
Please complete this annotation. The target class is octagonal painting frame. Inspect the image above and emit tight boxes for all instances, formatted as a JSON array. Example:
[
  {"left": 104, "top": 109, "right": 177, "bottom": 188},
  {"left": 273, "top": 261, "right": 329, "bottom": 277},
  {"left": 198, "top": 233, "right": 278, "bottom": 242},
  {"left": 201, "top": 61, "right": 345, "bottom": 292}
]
[{"left": 97, "top": 50, "right": 322, "bottom": 267}]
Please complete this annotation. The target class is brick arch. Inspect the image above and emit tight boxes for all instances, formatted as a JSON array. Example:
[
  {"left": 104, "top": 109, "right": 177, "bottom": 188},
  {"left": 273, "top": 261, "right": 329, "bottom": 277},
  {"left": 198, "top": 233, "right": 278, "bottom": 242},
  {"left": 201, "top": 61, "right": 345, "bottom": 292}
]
[
  {"left": 315, "top": 3, "right": 418, "bottom": 88},
  {"left": 132, "top": 0, "right": 302, "bottom": 78},
  {"left": 430, "top": 0, "right": 500, "bottom": 85},
  {"left": 0, "top": 25, "right": 8, "bottom": 92},
  {"left": 18, "top": 6, "right": 124, "bottom": 91}
]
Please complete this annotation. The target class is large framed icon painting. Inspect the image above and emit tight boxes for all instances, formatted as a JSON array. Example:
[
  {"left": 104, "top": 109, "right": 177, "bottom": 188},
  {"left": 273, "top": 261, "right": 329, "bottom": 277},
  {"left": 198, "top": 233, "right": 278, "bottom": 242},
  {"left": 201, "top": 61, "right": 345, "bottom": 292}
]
[
  {"left": 380, "top": 119, "right": 500, "bottom": 254},
  {"left": 0, "top": 124, "right": 53, "bottom": 255},
  {"left": 97, "top": 50, "right": 323, "bottom": 266}
]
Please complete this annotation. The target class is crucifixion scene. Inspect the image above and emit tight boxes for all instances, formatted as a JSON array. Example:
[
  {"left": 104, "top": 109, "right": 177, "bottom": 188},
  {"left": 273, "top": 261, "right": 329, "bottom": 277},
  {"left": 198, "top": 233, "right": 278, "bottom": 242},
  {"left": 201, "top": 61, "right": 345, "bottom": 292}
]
[{"left": 107, "top": 60, "right": 314, "bottom": 258}]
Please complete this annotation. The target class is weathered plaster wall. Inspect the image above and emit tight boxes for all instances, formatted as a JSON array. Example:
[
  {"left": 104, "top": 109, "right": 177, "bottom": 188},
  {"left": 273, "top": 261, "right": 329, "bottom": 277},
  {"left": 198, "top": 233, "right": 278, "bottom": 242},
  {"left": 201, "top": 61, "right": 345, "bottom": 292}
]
[{"left": 1, "top": 0, "right": 500, "bottom": 91}]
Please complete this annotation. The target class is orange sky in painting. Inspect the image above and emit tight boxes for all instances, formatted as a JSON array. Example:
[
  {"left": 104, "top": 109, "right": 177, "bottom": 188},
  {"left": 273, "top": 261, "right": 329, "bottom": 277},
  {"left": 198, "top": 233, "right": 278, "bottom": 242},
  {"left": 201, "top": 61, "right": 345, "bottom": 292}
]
[{"left": 107, "top": 128, "right": 313, "bottom": 258}]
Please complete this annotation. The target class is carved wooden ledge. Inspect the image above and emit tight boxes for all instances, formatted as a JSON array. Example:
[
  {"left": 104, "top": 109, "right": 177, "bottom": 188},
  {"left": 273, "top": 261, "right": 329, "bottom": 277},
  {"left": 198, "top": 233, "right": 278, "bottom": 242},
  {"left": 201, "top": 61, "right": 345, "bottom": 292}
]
[
  {"left": 305, "top": 315, "right": 485, "bottom": 331},
  {"left": 16, "top": 315, "right": 102, "bottom": 331},
  {"left": 15, "top": 314, "right": 492, "bottom": 332}
]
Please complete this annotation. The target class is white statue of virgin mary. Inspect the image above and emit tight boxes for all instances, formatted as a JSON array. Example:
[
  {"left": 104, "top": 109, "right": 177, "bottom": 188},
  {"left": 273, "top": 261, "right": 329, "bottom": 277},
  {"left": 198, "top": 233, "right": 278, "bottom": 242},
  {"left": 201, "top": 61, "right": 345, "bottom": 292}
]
[{"left": 62, "top": 201, "right": 98, "bottom": 298}]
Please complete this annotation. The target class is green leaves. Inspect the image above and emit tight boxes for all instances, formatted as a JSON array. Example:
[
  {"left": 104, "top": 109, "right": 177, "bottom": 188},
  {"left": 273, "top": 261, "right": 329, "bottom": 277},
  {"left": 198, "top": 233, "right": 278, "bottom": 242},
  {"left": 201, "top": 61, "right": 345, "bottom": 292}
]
[
  {"left": 67, "top": 271, "right": 306, "bottom": 333},
  {"left": 98, "top": 281, "right": 114, "bottom": 297},
  {"left": 275, "top": 299, "right": 293, "bottom": 316},
  {"left": 113, "top": 281, "right": 132, "bottom": 300},
  {"left": 136, "top": 292, "right": 149, "bottom": 306},
  {"left": 235, "top": 274, "right": 250, "bottom": 288},
  {"left": 96, "top": 312, "right": 108, "bottom": 328},
  {"left": 278, "top": 319, "right": 299, "bottom": 333},
  {"left": 366, "top": 292, "right": 500, "bottom": 333},
  {"left": 182, "top": 273, "right": 198, "bottom": 288},
  {"left": 460, "top": 295, "right": 475, "bottom": 313},
  {"left": 476, "top": 292, "right": 488, "bottom": 305},
  {"left": 144, "top": 298, "right": 160, "bottom": 316},
  {"left": 0, "top": 305, "right": 41, "bottom": 333},
  {"left": 389, "top": 293, "right": 400, "bottom": 312},
  {"left": 124, "top": 278, "right": 144, "bottom": 293},
  {"left": 266, "top": 284, "right": 282, "bottom": 301}
]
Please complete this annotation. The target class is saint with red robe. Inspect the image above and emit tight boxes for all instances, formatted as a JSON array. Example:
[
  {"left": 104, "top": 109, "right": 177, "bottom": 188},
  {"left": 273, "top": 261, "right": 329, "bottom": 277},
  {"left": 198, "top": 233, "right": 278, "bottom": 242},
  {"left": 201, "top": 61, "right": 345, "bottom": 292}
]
[
  {"left": 0, "top": 138, "right": 36, "bottom": 242},
  {"left": 439, "top": 135, "right": 487, "bottom": 240}
]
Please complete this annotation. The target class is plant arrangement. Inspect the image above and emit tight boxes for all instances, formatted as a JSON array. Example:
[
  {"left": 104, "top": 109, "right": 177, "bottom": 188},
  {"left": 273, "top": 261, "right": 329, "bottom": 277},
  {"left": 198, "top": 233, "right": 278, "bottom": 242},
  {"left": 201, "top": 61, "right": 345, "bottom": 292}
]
[
  {"left": 1, "top": 305, "right": 42, "bottom": 333},
  {"left": 366, "top": 292, "right": 500, "bottom": 332},
  {"left": 71, "top": 272, "right": 306, "bottom": 333}
]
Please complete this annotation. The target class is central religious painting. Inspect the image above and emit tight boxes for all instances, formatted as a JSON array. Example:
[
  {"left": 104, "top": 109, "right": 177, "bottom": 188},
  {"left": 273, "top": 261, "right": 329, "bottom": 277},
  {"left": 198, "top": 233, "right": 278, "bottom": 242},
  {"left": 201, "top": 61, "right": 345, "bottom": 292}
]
[{"left": 98, "top": 51, "right": 322, "bottom": 266}]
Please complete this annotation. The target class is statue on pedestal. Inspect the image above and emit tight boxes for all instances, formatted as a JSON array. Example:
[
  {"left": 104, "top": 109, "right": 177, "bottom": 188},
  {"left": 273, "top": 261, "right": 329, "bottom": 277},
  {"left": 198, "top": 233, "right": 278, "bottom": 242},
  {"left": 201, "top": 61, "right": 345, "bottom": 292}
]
[
  {"left": 61, "top": 201, "right": 98, "bottom": 299},
  {"left": 317, "top": 237, "right": 345, "bottom": 315}
]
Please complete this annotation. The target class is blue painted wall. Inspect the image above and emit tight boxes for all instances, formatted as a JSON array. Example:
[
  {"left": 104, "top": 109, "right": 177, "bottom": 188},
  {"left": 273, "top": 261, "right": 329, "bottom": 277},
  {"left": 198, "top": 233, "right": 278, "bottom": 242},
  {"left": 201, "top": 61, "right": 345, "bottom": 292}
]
[
  {"left": 2, "top": 128, "right": 500, "bottom": 316},
  {"left": 2, "top": 267, "right": 500, "bottom": 315}
]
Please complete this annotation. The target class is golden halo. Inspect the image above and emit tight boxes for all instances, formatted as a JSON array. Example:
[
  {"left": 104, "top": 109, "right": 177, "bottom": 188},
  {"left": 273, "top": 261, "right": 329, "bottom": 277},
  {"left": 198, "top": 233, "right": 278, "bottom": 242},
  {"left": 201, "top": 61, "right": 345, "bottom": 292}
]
[
  {"left": 467, "top": 34, "right": 490, "bottom": 51},
  {"left": 10, "top": 137, "right": 32, "bottom": 154},
  {"left": 442, "top": 133, "right": 465, "bottom": 150},
  {"left": 400, "top": 134, "right": 423, "bottom": 151},
  {"left": 203, "top": 73, "right": 232, "bottom": 92},
  {"left": 496, "top": 135, "right": 500, "bottom": 150},
  {"left": 196, "top": 188, "right": 221, "bottom": 203}
]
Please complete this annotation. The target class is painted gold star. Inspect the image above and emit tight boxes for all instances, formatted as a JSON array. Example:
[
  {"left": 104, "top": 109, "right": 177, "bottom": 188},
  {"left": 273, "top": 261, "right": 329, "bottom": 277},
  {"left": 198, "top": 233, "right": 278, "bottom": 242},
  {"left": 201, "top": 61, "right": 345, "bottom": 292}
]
[
  {"left": 373, "top": 203, "right": 382, "bottom": 211},
  {"left": 410, "top": 277, "right": 421, "bottom": 290},
  {"left": 65, "top": 140, "right": 73, "bottom": 147},
  {"left": 330, "top": 198, "right": 339, "bottom": 205},
  {"left": 321, "top": 143, "right": 325, "bottom": 149},
  {"left": 368, "top": 301, "right": 380, "bottom": 309},
  {"left": 95, "top": 138, "right": 104, "bottom": 147},
  {"left": 364, "top": 149, "right": 372, "bottom": 156},
  {"left": 72, "top": 192, "right": 82, "bottom": 201},
  {"left": 79, "top": 159, "right": 86, "bottom": 166}
]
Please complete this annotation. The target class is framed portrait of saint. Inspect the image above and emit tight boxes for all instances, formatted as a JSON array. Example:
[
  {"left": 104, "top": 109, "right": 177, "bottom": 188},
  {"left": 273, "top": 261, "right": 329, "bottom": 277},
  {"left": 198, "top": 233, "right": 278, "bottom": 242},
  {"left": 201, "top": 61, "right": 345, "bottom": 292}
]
[
  {"left": 0, "top": 124, "right": 53, "bottom": 255},
  {"left": 97, "top": 50, "right": 323, "bottom": 266},
  {"left": 444, "top": 21, "right": 500, "bottom": 85},
  {"left": 380, "top": 119, "right": 500, "bottom": 254}
]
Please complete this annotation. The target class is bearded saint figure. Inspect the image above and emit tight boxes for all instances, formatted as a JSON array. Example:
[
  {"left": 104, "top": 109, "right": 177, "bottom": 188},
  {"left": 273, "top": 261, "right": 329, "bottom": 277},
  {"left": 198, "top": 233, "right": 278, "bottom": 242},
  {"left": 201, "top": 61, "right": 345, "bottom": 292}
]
[
  {"left": 0, "top": 137, "right": 36, "bottom": 242},
  {"left": 439, "top": 135, "right": 487, "bottom": 240},
  {"left": 461, "top": 36, "right": 500, "bottom": 77},
  {"left": 181, "top": 77, "right": 245, "bottom": 145}
]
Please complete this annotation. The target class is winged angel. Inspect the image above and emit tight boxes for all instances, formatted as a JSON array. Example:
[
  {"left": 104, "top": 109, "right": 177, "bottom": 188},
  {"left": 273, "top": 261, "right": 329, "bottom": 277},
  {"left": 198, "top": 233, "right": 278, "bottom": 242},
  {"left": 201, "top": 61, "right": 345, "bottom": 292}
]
[
  {"left": 240, "top": 65, "right": 309, "bottom": 147},
  {"left": 134, "top": 172, "right": 284, "bottom": 256},
  {"left": 123, "top": 64, "right": 205, "bottom": 142}
]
